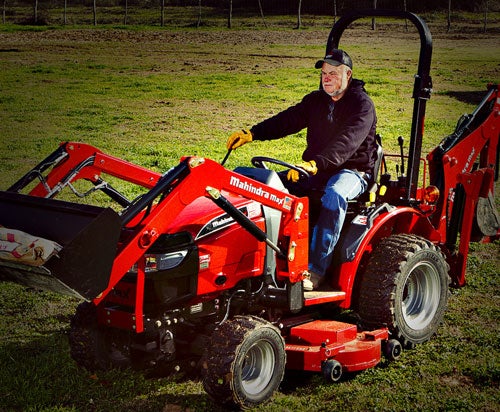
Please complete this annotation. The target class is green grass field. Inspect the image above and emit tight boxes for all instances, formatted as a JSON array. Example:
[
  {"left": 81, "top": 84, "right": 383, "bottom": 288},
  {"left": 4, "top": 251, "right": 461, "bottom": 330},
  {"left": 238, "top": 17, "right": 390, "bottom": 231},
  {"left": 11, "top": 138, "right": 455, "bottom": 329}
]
[{"left": 0, "top": 12, "right": 499, "bottom": 412}]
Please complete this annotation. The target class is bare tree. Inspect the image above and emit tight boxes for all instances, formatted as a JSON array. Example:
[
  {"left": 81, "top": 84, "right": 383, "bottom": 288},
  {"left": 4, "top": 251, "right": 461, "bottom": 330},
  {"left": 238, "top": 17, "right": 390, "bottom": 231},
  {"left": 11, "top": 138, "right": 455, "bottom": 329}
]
[
  {"left": 124, "top": 0, "right": 128, "bottom": 25},
  {"left": 483, "top": 0, "right": 488, "bottom": 32},
  {"left": 196, "top": 0, "right": 202, "bottom": 28},
  {"left": 403, "top": 0, "right": 408, "bottom": 31},
  {"left": 447, "top": 0, "right": 451, "bottom": 32},
  {"left": 371, "top": 0, "right": 377, "bottom": 30},
  {"left": 296, "top": 0, "right": 302, "bottom": 29},
  {"left": 161, "top": 0, "right": 165, "bottom": 27},
  {"left": 257, "top": 0, "right": 266, "bottom": 28},
  {"left": 227, "top": 0, "right": 232, "bottom": 29}
]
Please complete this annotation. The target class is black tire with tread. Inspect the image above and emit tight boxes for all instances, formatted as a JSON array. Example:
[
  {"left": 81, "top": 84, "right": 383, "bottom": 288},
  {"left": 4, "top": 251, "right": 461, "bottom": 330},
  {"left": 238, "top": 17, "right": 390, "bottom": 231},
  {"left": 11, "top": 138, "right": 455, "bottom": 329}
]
[
  {"left": 68, "top": 301, "right": 131, "bottom": 372},
  {"left": 202, "top": 315, "right": 286, "bottom": 410},
  {"left": 358, "top": 234, "right": 450, "bottom": 348}
]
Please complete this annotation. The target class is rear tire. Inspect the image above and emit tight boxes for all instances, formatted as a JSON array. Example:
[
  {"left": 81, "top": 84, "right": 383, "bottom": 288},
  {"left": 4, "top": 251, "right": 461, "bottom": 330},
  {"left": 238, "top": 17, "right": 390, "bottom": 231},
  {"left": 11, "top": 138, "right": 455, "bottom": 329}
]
[
  {"left": 202, "top": 316, "right": 285, "bottom": 410},
  {"left": 358, "top": 234, "right": 450, "bottom": 348}
]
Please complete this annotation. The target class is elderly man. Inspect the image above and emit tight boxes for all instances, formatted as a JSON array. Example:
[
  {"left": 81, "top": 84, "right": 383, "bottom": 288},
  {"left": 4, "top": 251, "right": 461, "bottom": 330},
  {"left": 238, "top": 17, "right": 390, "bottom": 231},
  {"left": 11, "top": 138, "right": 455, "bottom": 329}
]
[{"left": 227, "top": 49, "right": 377, "bottom": 290}]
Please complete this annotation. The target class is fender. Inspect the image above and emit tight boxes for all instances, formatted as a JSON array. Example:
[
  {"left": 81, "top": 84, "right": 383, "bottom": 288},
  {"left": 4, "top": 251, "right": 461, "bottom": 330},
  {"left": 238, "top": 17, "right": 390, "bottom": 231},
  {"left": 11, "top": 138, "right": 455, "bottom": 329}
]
[{"left": 332, "top": 204, "right": 441, "bottom": 308}]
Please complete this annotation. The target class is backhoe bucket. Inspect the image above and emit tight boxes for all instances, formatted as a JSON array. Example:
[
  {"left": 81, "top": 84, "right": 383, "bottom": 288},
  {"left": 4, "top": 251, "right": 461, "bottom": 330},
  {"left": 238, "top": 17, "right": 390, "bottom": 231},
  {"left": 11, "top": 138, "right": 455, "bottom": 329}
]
[{"left": 0, "top": 191, "right": 122, "bottom": 300}]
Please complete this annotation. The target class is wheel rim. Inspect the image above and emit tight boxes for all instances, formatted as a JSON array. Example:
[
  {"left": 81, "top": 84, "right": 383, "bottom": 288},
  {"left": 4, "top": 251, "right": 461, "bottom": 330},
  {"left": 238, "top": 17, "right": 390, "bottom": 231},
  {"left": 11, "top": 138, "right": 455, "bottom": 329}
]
[
  {"left": 402, "top": 261, "right": 441, "bottom": 330},
  {"left": 241, "top": 339, "right": 276, "bottom": 396}
]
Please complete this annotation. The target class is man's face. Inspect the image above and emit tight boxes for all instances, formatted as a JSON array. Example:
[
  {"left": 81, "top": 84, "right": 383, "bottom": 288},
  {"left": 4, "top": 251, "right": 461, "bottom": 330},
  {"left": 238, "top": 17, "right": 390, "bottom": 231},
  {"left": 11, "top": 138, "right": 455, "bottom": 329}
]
[{"left": 321, "top": 62, "right": 352, "bottom": 98}]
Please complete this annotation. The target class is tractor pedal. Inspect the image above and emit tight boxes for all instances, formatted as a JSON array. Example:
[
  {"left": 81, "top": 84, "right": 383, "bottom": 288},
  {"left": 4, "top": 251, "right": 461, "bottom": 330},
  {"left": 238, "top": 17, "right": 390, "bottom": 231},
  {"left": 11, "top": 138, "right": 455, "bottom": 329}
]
[{"left": 303, "top": 290, "right": 346, "bottom": 306}]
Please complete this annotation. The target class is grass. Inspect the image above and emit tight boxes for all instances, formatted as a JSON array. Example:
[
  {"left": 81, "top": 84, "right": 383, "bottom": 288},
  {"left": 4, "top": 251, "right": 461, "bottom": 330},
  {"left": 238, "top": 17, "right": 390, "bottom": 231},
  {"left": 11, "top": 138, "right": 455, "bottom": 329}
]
[{"left": 0, "top": 12, "right": 499, "bottom": 412}]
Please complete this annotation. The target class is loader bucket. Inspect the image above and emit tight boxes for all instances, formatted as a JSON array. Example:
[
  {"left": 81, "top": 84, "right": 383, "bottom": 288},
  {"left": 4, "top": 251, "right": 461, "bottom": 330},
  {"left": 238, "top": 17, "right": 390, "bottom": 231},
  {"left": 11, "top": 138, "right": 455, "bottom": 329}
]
[{"left": 0, "top": 191, "right": 122, "bottom": 300}]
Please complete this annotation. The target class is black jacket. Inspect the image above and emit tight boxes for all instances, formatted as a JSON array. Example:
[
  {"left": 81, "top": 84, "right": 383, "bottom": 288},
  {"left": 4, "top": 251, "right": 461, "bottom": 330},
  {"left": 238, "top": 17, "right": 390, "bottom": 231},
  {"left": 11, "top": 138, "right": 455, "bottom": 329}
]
[{"left": 250, "top": 79, "right": 377, "bottom": 177}]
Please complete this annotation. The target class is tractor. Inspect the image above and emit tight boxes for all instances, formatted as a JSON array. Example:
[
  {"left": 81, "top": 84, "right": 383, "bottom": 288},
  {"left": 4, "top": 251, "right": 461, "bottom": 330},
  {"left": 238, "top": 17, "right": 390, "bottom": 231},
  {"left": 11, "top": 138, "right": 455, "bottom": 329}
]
[{"left": 0, "top": 9, "right": 498, "bottom": 410}]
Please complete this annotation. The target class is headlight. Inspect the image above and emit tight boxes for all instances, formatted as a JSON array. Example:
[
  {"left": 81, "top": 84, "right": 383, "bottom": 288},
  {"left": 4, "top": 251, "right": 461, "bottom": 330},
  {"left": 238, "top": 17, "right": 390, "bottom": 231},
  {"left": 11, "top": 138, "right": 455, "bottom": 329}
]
[{"left": 130, "top": 250, "right": 188, "bottom": 273}]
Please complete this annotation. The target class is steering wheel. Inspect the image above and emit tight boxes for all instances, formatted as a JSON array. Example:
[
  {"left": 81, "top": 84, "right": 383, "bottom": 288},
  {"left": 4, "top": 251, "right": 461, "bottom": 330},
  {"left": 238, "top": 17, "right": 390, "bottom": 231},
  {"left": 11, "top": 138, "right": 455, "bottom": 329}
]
[{"left": 251, "top": 156, "right": 310, "bottom": 179}]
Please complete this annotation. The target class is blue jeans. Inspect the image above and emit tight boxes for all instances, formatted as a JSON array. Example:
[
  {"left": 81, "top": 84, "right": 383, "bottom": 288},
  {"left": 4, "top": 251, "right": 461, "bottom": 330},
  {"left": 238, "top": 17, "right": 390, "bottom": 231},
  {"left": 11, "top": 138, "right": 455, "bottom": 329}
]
[{"left": 309, "top": 169, "right": 368, "bottom": 276}]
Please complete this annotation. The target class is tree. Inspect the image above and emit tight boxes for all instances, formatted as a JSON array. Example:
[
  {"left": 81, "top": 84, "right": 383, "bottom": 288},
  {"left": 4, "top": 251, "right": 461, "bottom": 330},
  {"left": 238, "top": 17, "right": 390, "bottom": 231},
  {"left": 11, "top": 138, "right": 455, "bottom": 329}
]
[
  {"left": 257, "top": 0, "right": 266, "bottom": 28},
  {"left": 296, "top": 0, "right": 302, "bottom": 29},
  {"left": 161, "top": 0, "right": 165, "bottom": 26},
  {"left": 447, "top": 0, "right": 451, "bottom": 32},
  {"left": 93, "top": 0, "right": 97, "bottom": 25},
  {"left": 403, "top": 0, "right": 408, "bottom": 31},
  {"left": 196, "top": 0, "right": 202, "bottom": 28},
  {"left": 483, "top": 0, "right": 488, "bottom": 32},
  {"left": 124, "top": 0, "right": 128, "bottom": 25},
  {"left": 2, "top": 0, "right": 6, "bottom": 24},
  {"left": 371, "top": 0, "right": 377, "bottom": 30},
  {"left": 227, "top": 0, "right": 232, "bottom": 28}
]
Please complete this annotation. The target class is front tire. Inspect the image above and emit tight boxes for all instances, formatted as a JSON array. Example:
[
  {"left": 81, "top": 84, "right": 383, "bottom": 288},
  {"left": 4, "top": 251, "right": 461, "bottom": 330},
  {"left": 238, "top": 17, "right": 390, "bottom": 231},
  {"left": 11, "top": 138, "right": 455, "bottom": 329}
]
[
  {"left": 358, "top": 234, "right": 450, "bottom": 348},
  {"left": 202, "top": 316, "right": 286, "bottom": 410},
  {"left": 68, "top": 301, "right": 131, "bottom": 371}
]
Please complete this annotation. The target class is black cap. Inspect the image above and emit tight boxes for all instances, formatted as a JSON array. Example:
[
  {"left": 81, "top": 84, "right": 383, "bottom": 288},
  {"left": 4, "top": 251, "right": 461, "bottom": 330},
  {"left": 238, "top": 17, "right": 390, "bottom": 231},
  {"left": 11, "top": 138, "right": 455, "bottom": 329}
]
[{"left": 315, "top": 49, "right": 352, "bottom": 69}]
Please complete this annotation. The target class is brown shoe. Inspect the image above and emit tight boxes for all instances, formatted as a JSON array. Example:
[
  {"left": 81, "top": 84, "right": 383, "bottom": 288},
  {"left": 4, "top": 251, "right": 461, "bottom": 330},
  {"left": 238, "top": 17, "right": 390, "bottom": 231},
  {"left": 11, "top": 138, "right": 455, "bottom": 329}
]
[{"left": 303, "top": 271, "right": 323, "bottom": 291}]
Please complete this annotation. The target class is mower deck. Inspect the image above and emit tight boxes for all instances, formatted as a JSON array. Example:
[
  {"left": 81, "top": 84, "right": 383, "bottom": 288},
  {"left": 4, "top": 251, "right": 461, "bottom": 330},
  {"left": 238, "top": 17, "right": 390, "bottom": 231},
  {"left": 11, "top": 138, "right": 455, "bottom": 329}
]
[{"left": 285, "top": 319, "right": 388, "bottom": 375}]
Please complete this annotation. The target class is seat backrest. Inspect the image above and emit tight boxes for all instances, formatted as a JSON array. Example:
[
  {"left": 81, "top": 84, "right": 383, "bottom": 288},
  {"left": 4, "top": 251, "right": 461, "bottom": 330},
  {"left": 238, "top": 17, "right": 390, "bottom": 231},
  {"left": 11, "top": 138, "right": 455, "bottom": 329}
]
[{"left": 372, "top": 142, "right": 384, "bottom": 184}]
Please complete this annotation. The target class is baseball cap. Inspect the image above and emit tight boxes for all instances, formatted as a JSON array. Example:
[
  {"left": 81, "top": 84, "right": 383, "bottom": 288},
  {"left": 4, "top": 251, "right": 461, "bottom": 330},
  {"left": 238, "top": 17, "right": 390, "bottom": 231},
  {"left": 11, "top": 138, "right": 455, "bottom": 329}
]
[{"left": 315, "top": 49, "right": 353, "bottom": 69}]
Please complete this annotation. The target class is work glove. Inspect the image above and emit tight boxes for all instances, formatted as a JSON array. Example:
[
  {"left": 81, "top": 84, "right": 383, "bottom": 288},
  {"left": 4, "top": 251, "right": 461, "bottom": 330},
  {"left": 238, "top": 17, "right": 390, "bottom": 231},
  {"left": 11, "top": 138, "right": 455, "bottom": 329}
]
[
  {"left": 226, "top": 129, "right": 253, "bottom": 150},
  {"left": 287, "top": 160, "right": 317, "bottom": 182}
]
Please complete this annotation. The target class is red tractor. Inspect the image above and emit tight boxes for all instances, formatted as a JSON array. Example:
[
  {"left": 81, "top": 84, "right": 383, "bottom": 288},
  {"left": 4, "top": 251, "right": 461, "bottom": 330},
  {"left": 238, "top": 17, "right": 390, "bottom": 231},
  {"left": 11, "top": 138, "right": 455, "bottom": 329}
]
[{"left": 0, "top": 10, "right": 498, "bottom": 410}]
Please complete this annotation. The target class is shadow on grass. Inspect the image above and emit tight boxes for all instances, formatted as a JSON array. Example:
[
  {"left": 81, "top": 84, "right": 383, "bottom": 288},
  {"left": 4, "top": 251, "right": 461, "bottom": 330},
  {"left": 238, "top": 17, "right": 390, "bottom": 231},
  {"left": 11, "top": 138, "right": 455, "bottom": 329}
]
[
  {"left": 0, "top": 332, "right": 225, "bottom": 412},
  {"left": 445, "top": 90, "right": 487, "bottom": 105}
]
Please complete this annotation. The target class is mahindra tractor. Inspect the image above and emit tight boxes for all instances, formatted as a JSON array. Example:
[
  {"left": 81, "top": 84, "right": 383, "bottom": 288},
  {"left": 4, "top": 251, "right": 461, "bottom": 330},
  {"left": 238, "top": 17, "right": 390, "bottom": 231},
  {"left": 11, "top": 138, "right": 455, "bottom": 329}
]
[{"left": 0, "top": 10, "right": 498, "bottom": 410}]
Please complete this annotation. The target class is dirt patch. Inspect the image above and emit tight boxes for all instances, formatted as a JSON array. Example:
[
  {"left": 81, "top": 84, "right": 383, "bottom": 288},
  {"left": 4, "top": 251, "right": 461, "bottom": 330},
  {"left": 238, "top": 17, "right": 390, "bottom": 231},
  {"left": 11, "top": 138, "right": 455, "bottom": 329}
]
[{"left": 1, "top": 25, "right": 498, "bottom": 48}]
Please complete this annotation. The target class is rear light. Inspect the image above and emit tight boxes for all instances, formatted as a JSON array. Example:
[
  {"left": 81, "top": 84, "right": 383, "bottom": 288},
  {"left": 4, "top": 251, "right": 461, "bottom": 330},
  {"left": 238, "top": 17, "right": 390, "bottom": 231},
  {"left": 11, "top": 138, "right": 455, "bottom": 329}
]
[
  {"left": 129, "top": 250, "right": 188, "bottom": 273},
  {"left": 424, "top": 185, "right": 440, "bottom": 204}
]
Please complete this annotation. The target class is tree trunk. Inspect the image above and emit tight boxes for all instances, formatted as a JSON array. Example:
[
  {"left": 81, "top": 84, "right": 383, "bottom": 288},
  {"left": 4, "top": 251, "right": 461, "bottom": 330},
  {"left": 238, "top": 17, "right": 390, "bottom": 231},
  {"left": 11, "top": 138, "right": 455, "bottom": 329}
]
[
  {"left": 371, "top": 0, "right": 377, "bottom": 30},
  {"left": 483, "top": 0, "right": 488, "bottom": 33},
  {"left": 257, "top": 0, "right": 266, "bottom": 28},
  {"left": 333, "top": 0, "right": 337, "bottom": 24},
  {"left": 93, "top": 0, "right": 97, "bottom": 26},
  {"left": 403, "top": 0, "right": 408, "bottom": 31},
  {"left": 227, "top": 0, "right": 232, "bottom": 29},
  {"left": 447, "top": 0, "right": 451, "bottom": 32},
  {"left": 296, "top": 0, "right": 302, "bottom": 29},
  {"left": 63, "top": 0, "right": 67, "bottom": 25},
  {"left": 196, "top": 0, "right": 202, "bottom": 28},
  {"left": 3, "top": 0, "right": 6, "bottom": 24},
  {"left": 124, "top": 0, "right": 128, "bottom": 25},
  {"left": 33, "top": 0, "right": 38, "bottom": 24},
  {"left": 161, "top": 0, "right": 165, "bottom": 27}
]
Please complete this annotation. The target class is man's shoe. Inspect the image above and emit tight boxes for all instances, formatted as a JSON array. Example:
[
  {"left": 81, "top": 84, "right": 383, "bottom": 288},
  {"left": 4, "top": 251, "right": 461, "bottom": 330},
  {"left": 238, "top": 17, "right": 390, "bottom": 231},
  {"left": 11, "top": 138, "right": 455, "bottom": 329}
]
[{"left": 303, "top": 271, "right": 323, "bottom": 291}]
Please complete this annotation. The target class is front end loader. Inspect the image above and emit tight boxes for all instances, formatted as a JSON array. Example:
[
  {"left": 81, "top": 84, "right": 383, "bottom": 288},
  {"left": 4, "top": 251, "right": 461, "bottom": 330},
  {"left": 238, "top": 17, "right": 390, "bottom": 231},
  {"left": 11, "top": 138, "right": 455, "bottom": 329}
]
[{"left": 0, "top": 10, "right": 498, "bottom": 410}]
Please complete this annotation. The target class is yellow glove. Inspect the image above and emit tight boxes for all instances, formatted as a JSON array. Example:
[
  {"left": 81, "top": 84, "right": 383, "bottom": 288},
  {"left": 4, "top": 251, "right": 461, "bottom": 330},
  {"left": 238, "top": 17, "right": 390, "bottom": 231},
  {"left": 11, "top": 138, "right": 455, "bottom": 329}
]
[
  {"left": 226, "top": 129, "right": 253, "bottom": 150},
  {"left": 287, "top": 160, "right": 317, "bottom": 182}
]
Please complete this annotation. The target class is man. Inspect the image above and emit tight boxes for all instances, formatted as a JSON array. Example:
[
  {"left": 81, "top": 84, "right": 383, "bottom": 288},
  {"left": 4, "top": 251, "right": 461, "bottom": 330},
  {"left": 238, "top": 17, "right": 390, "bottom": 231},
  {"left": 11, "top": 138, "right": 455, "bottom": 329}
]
[{"left": 227, "top": 49, "right": 377, "bottom": 290}]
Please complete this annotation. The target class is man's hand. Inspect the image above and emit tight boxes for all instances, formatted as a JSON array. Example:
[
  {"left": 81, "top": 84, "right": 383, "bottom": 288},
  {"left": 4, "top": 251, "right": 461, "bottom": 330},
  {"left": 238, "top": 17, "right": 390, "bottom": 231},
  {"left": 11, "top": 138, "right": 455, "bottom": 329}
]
[
  {"left": 226, "top": 129, "right": 253, "bottom": 150},
  {"left": 287, "top": 160, "right": 317, "bottom": 182}
]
